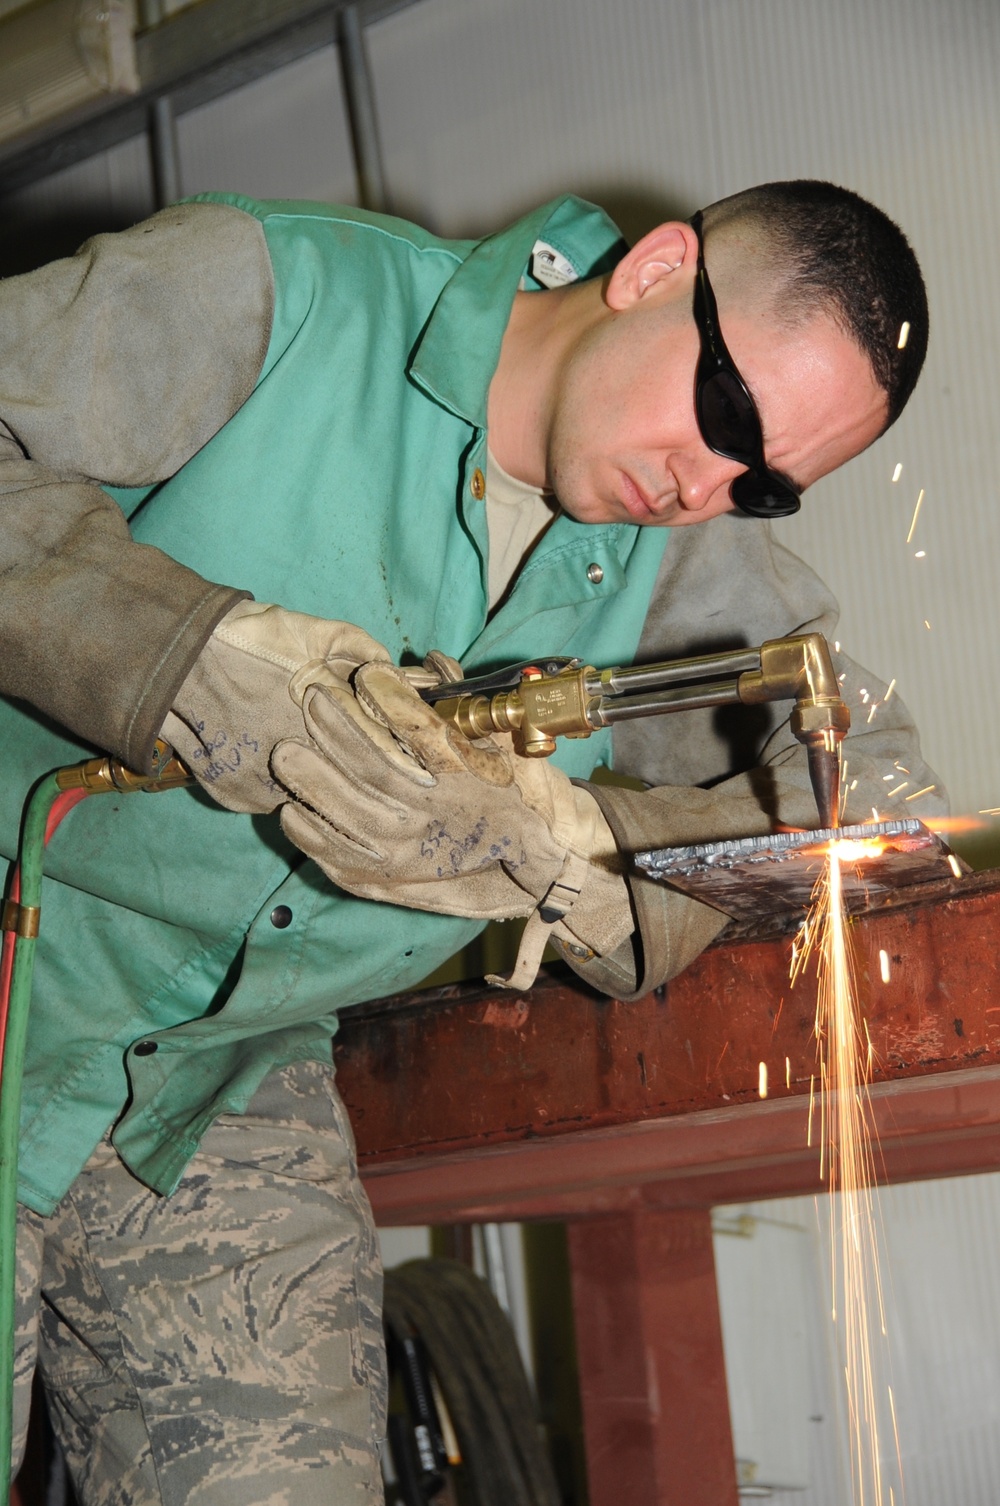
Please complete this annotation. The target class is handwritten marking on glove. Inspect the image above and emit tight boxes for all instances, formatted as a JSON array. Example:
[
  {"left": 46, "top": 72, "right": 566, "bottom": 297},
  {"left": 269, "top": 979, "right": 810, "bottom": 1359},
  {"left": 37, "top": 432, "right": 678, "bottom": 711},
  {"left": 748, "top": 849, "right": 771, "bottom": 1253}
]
[
  {"left": 185, "top": 723, "right": 258, "bottom": 777},
  {"left": 184, "top": 721, "right": 281, "bottom": 795},
  {"left": 419, "top": 818, "right": 516, "bottom": 877}
]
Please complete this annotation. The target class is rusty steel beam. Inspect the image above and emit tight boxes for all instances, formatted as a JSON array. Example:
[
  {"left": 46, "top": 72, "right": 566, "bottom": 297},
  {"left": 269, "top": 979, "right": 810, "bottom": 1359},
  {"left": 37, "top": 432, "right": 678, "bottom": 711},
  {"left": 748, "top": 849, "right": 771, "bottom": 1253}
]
[
  {"left": 335, "top": 873, "right": 1000, "bottom": 1224},
  {"left": 355, "top": 1063, "right": 1000, "bottom": 1225}
]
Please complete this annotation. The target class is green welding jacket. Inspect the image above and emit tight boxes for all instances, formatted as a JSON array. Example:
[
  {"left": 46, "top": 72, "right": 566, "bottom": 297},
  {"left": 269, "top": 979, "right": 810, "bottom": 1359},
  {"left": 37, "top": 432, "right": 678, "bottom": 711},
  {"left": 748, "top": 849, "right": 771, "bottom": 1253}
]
[{"left": 0, "top": 195, "right": 672, "bottom": 1213}]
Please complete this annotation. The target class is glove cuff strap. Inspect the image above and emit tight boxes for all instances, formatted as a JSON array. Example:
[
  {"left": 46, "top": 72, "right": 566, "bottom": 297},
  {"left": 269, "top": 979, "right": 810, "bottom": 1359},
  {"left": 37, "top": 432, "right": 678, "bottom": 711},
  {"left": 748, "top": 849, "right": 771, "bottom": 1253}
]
[{"left": 486, "top": 853, "right": 588, "bottom": 991}]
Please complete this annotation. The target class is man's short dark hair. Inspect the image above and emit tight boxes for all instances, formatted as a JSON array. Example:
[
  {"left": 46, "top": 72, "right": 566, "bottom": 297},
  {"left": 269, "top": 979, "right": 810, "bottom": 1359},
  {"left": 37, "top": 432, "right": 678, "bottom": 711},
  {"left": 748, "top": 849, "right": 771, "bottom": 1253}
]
[{"left": 704, "top": 180, "right": 928, "bottom": 428}]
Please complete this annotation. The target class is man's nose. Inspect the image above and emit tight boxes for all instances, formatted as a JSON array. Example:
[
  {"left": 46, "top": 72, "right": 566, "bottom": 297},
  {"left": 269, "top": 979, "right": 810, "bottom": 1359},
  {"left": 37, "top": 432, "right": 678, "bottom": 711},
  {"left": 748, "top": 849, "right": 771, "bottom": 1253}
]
[{"left": 673, "top": 452, "right": 743, "bottom": 512}]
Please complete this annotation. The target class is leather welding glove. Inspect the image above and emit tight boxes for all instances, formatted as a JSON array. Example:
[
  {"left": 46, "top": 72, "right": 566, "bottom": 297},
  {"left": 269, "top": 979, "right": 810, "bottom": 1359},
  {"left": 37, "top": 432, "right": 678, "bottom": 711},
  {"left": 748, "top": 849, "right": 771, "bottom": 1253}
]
[
  {"left": 271, "top": 661, "right": 635, "bottom": 988},
  {"left": 160, "top": 600, "right": 391, "bottom": 813}
]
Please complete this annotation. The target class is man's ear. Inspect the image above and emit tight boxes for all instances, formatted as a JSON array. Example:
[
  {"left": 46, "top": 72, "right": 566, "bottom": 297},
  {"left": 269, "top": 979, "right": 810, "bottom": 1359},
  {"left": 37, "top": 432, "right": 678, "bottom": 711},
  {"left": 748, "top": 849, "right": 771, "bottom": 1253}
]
[{"left": 606, "top": 221, "right": 698, "bottom": 311}]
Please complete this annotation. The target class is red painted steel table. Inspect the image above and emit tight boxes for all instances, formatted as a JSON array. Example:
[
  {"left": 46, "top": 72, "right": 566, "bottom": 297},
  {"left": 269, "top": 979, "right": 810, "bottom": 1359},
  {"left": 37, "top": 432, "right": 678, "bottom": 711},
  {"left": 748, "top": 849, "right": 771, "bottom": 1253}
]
[{"left": 335, "top": 870, "right": 1000, "bottom": 1505}]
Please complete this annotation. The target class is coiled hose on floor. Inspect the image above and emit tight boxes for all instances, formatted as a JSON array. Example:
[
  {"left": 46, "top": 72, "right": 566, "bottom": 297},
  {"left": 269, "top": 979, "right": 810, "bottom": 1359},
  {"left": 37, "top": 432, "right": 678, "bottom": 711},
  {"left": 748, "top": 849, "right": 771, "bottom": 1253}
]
[{"left": 383, "top": 1258, "right": 561, "bottom": 1506}]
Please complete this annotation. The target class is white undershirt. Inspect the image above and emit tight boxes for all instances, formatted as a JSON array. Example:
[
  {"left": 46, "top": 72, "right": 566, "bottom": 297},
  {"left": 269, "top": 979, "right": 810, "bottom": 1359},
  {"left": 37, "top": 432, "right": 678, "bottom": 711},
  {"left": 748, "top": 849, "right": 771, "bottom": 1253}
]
[{"left": 484, "top": 448, "right": 558, "bottom": 611}]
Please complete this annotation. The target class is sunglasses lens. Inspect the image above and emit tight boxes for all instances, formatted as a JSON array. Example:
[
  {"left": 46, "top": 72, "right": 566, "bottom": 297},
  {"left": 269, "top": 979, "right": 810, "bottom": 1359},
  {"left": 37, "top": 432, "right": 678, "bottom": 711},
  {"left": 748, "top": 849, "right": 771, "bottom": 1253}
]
[
  {"left": 691, "top": 233, "right": 802, "bottom": 523},
  {"left": 698, "top": 371, "right": 758, "bottom": 460},
  {"left": 731, "top": 470, "right": 801, "bottom": 519}
]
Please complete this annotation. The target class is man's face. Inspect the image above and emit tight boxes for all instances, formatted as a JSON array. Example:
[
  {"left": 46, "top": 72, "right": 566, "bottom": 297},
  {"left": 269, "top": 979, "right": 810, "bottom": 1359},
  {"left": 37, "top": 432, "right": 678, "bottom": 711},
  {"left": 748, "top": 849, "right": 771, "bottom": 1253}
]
[{"left": 545, "top": 277, "right": 887, "bottom": 528}]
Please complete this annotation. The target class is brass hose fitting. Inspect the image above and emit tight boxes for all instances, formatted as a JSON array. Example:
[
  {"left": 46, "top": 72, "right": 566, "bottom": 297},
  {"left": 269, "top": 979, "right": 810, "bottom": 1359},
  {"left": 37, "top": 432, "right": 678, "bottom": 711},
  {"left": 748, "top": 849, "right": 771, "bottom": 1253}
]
[{"left": 54, "top": 739, "right": 192, "bottom": 795}]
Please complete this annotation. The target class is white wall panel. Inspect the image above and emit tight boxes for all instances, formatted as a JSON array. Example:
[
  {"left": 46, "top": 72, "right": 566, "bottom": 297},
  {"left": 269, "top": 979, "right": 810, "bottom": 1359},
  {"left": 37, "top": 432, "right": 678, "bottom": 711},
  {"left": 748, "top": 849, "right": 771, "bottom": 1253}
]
[
  {"left": 177, "top": 43, "right": 358, "bottom": 205},
  {"left": 713, "top": 1210, "right": 818, "bottom": 1493},
  {"left": 368, "top": 0, "right": 706, "bottom": 236},
  {"left": 720, "top": 1175, "right": 1000, "bottom": 1502}
]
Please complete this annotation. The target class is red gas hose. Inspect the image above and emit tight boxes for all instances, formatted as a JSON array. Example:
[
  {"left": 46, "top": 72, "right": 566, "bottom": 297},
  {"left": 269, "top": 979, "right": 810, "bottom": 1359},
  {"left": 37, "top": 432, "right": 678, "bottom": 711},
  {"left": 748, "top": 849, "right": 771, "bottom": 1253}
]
[{"left": 0, "top": 788, "right": 91, "bottom": 1074}]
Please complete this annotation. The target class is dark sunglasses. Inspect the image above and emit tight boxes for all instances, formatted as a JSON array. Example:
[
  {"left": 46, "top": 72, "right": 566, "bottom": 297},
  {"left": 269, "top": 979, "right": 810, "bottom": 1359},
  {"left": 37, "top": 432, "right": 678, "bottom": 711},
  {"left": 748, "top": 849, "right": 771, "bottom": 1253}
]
[{"left": 690, "top": 210, "right": 801, "bottom": 519}]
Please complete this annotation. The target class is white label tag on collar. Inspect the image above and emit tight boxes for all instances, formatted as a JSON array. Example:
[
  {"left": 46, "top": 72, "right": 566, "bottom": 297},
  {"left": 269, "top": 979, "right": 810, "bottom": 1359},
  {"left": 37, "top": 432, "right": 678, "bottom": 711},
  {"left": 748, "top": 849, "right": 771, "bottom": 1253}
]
[{"left": 530, "top": 240, "right": 579, "bottom": 289}]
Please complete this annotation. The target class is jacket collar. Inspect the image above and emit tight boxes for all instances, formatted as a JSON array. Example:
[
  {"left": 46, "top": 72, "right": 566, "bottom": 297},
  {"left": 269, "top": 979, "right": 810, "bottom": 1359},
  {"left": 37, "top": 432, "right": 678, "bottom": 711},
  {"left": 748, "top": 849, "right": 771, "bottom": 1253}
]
[{"left": 409, "top": 195, "right": 627, "bottom": 427}]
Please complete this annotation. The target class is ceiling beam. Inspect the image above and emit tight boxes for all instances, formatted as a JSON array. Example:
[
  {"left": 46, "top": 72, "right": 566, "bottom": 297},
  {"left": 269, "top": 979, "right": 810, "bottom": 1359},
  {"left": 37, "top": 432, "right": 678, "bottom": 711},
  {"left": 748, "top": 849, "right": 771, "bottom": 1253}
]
[{"left": 0, "top": 0, "right": 420, "bottom": 196}]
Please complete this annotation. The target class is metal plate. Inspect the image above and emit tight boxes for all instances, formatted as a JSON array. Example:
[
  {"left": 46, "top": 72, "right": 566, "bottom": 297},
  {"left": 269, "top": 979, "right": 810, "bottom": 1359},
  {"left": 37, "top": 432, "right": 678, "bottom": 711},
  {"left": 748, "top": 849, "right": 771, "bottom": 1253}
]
[{"left": 635, "top": 819, "right": 965, "bottom": 922}]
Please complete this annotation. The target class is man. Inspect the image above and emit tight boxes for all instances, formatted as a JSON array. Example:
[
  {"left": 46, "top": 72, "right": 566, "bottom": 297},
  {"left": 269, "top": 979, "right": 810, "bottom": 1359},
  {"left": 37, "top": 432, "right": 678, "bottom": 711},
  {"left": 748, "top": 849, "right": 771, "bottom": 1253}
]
[{"left": 1, "top": 179, "right": 940, "bottom": 1503}]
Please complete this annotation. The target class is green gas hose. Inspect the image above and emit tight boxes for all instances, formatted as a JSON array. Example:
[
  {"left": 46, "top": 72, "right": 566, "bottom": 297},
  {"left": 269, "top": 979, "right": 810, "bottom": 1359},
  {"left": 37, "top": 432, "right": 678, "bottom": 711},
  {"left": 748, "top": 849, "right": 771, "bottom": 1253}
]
[
  {"left": 0, "top": 772, "right": 62, "bottom": 1502},
  {"left": 0, "top": 744, "right": 189, "bottom": 1498}
]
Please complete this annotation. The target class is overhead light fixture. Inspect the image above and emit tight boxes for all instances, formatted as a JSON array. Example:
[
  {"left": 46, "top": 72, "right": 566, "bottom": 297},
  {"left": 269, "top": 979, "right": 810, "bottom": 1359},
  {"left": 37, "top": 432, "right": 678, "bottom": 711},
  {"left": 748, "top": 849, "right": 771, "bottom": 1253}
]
[{"left": 0, "top": 0, "right": 139, "bottom": 148}]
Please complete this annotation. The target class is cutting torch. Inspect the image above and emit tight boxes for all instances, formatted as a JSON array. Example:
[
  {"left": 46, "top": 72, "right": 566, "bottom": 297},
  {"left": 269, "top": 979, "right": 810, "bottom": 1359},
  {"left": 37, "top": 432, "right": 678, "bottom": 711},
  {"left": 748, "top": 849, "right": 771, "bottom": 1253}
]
[
  {"left": 51, "top": 631, "right": 849, "bottom": 829},
  {"left": 418, "top": 630, "right": 849, "bottom": 830}
]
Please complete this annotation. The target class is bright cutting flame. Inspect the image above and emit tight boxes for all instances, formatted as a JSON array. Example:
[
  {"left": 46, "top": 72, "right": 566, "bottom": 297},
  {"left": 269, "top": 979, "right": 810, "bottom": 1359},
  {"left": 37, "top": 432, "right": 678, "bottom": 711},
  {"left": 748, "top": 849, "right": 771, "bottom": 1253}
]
[
  {"left": 923, "top": 814, "right": 985, "bottom": 836},
  {"left": 792, "top": 844, "right": 903, "bottom": 1505},
  {"left": 829, "top": 838, "right": 886, "bottom": 863}
]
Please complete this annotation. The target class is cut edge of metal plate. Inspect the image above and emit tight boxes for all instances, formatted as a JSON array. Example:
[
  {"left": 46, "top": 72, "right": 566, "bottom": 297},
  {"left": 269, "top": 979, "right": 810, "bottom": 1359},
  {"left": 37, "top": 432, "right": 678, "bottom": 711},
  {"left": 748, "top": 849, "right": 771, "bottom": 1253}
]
[{"left": 635, "top": 818, "right": 926, "bottom": 877}]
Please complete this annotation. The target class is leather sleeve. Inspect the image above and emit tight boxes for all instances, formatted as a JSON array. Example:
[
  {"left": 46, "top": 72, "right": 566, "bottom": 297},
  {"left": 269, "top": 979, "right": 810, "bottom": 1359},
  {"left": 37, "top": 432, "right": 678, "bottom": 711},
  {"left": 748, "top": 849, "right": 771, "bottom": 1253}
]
[
  {"left": 0, "top": 202, "right": 274, "bottom": 770},
  {"left": 557, "top": 514, "right": 947, "bottom": 998}
]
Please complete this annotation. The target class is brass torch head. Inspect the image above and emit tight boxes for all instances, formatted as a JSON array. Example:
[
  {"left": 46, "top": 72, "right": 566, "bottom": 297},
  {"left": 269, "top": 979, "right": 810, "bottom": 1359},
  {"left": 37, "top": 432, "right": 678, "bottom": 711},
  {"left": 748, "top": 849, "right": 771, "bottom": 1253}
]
[{"left": 738, "top": 633, "right": 850, "bottom": 828}]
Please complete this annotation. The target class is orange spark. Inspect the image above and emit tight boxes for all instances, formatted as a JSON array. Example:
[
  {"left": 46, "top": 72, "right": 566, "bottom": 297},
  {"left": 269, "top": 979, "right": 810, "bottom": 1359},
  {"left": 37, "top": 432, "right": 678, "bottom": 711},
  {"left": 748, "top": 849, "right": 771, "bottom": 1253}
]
[
  {"left": 905, "top": 488, "right": 924, "bottom": 543},
  {"left": 791, "top": 847, "right": 904, "bottom": 1504}
]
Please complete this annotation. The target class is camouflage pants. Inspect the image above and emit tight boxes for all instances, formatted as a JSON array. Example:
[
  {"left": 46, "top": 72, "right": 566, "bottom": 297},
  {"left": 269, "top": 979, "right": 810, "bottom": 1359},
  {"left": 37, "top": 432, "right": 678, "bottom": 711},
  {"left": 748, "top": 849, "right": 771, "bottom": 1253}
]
[{"left": 14, "top": 1059, "right": 386, "bottom": 1505}]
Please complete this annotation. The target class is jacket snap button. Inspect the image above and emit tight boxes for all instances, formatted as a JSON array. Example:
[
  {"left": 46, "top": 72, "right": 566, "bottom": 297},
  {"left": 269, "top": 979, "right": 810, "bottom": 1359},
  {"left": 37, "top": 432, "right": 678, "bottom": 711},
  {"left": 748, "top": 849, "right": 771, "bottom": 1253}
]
[
  {"left": 134, "top": 1040, "right": 158, "bottom": 1056},
  {"left": 270, "top": 905, "right": 293, "bottom": 929},
  {"left": 470, "top": 467, "right": 486, "bottom": 500},
  {"left": 586, "top": 562, "right": 604, "bottom": 584}
]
